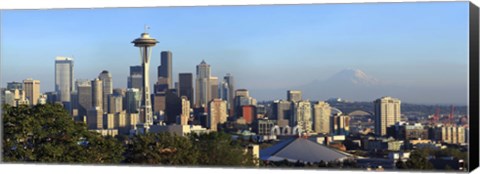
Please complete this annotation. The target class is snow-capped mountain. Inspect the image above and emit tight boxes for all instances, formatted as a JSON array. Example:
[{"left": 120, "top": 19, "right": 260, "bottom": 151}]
[{"left": 324, "top": 69, "right": 381, "bottom": 86}]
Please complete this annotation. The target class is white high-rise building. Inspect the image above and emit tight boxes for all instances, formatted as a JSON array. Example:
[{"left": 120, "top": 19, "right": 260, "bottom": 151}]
[
  {"left": 180, "top": 96, "right": 191, "bottom": 125},
  {"left": 54, "top": 57, "right": 74, "bottom": 104},
  {"left": 208, "top": 99, "right": 227, "bottom": 131},
  {"left": 374, "top": 96, "right": 401, "bottom": 136},
  {"left": 313, "top": 101, "right": 331, "bottom": 134},
  {"left": 292, "top": 100, "right": 312, "bottom": 133}
]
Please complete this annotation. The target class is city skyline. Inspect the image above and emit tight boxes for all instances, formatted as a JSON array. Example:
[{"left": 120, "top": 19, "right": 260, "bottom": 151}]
[{"left": 1, "top": 2, "right": 469, "bottom": 105}]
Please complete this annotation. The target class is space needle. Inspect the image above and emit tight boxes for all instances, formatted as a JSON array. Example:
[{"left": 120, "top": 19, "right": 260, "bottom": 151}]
[{"left": 132, "top": 26, "right": 158, "bottom": 133}]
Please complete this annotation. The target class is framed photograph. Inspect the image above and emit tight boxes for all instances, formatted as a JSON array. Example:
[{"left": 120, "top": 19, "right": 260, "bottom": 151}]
[{"left": 1, "top": 0, "right": 479, "bottom": 173}]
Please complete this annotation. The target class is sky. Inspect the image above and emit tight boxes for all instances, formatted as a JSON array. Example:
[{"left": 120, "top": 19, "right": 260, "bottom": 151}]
[{"left": 0, "top": 2, "right": 470, "bottom": 104}]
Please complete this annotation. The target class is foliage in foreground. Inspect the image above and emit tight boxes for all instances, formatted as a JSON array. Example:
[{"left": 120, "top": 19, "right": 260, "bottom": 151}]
[
  {"left": 2, "top": 104, "right": 124, "bottom": 163},
  {"left": 2, "top": 104, "right": 257, "bottom": 166}
]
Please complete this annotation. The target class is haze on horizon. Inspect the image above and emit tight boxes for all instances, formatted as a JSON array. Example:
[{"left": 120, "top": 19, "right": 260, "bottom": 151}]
[{"left": 0, "top": 2, "right": 469, "bottom": 105}]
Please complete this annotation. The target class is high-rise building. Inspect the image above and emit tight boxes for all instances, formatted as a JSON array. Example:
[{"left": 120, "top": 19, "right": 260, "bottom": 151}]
[
  {"left": 158, "top": 51, "right": 173, "bottom": 89},
  {"left": 98, "top": 70, "right": 113, "bottom": 112},
  {"left": 440, "top": 126, "right": 465, "bottom": 145},
  {"left": 152, "top": 93, "right": 166, "bottom": 114},
  {"left": 252, "top": 119, "right": 277, "bottom": 136},
  {"left": 313, "top": 101, "right": 331, "bottom": 134},
  {"left": 195, "top": 60, "right": 211, "bottom": 107},
  {"left": 223, "top": 73, "right": 235, "bottom": 112},
  {"left": 91, "top": 78, "right": 103, "bottom": 109},
  {"left": 55, "top": 57, "right": 74, "bottom": 104},
  {"left": 332, "top": 113, "right": 350, "bottom": 135},
  {"left": 180, "top": 96, "right": 191, "bottom": 125},
  {"left": 126, "top": 88, "right": 141, "bottom": 113},
  {"left": 113, "top": 88, "right": 126, "bottom": 97},
  {"left": 130, "top": 65, "right": 143, "bottom": 75},
  {"left": 3, "top": 90, "right": 15, "bottom": 106},
  {"left": 87, "top": 107, "right": 103, "bottom": 130},
  {"left": 272, "top": 100, "right": 292, "bottom": 127},
  {"left": 233, "top": 89, "right": 257, "bottom": 118},
  {"left": 179, "top": 73, "right": 194, "bottom": 106},
  {"left": 374, "top": 96, "right": 401, "bottom": 136},
  {"left": 76, "top": 80, "right": 92, "bottom": 121},
  {"left": 45, "top": 91, "right": 58, "bottom": 104},
  {"left": 154, "top": 78, "right": 169, "bottom": 94},
  {"left": 235, "top": 89, "right": 249, "bottom": 97},
  {"left": 11, "top": 89, "right": 29, "bottom": 106},
  {"left": 108, "top": 94, "right": 123, "bottom": 114},
  {"left": 164, "top": 90, "right": 182, "bottom": 125},
  {"left": 387, "top": 122, "right": 428, "bottom": 140},
  {"left": 116, "top": 111, "right": 129, "bottom": 134},
  {"left": 128, "top": 65, "right": 143, "bottom": 90},
  {"left": 7, "top": 81, "right": 23, "bottom": 91},
  {"left": 287, "top": 90, "right": 302, "bottom": 103},
  {"left": 127, "top": 113, "right": 140, "bottom": 133},
  {"left": 128, "top": 74, "right": 143, "bottom": 90},
  {"left": 208, "top": 99, "right": 227, "bottom": 131},
  {"left": 241, "top": 105, "right": 257, "bottom": 124},
  {"left": 292, "top": 100, "right": 312, "bottom": 133},
  {"left": 210, "top": 76, "right": 219, "bottom": 100},
  {"left": 23, "top": 78, "right": 40, "bottom": 106},
  {"left": 104, "top": 113, "right": 115, "bottom": 129}
]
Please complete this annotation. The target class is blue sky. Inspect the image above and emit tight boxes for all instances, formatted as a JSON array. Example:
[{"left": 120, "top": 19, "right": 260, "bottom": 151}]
[{"left": 1, "top": 2, "right": 470, "bottom": 104}]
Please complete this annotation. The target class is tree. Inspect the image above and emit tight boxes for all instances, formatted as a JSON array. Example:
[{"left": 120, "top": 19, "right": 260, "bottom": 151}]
[
  {"left": 318, "top": 160, "right": 327, "bottom": 167},
  {"left": 124, "top": 132, "right": 199, "bottom": 165},
  {"left": 191, "top": 132, "right": 257, "bottom": 166},
  {"left": 395, "top": 160, "right": 408, "bottom": 169},
  {"left": 2, "top": 104, "right": 124, "bottom": 163},
  {"left": 405, "top": 150, "right": 434, "bottom": 170}
]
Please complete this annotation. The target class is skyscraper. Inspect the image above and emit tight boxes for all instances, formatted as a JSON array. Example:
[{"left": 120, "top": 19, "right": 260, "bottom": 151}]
[
  {"left": 108, "top": 94, "right": 123, "bottom": 114},
  {"left": 222, "top": 73, "right": 235, "bottom": 112},
  {"left": 292, "top": 100, "right": 312, "bottom": 133},
  {"left": 76, "top": 80, "right": 92, "bottom": 121},
  {"left": 332, "top": 113, "right": 350, "bottom": 136},
  {"left": 23, "top": 78, "right": 40, "bottom": 106},
  {"left": 178, "top": 73, "right": 194, "bottom": 106},
  {"left": 7, "top": 81, "right": 22, "bottom": 91},
  {"left": 195, "top": 60, "right": 211, "bottom": 107},
  {"left": 287, "top": 90, "right": 302, "bottom": 103},
  {"left": 210, "top": 76, "right": 219, "bottom": 100},
  {"left": 128, "top": 65, "right": 143, "bottom": 90},
  {"left": 241, "top": 105, "right": 257, "bottom": 124},
  {"left": 313, "top": 101, "right": 331, "bottom": 134},
  {"left": 91, "top": 78, "right": 103, "bottom": 109},
  {"left": 164, "top": 90, "right": 182, "bottom": 125},
  {"left": 130, "top": 65, "right": 143, "bottom": 75},
  {"left": 180, "top": 96, "right": 191, "bottom": 125},
  {"left": 87, "top": 107, "right": 103, "bottom": 130},
  {"left": 55, "top": 57, "right": 74, "bottom": 104},
  {"left": 208, "top": 99, "right": 227, "bottom": 131},
  {"left": 158, "top": 51, "right": 173, "bottom": 89},
  {"left": 233, "top": 89, "right": 257, "bottom": 118},
  {"left": 98, "top": 70, "right": 113, "bottom": 112},
  {"left": 374, "top": 96, "right": 401, "bottom": 136},
  {"left": 126, "top": 88, "right": 141, "bottom": 114}
]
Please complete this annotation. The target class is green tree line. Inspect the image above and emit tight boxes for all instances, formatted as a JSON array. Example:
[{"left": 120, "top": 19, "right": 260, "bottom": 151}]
[{"left": 2, "top": 104, "right": 257, "bottom": 166}]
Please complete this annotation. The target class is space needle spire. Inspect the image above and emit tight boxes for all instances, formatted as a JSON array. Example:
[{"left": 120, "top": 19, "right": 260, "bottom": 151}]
[{"left": 132, "top": 26, "right": 158, "bottom": 133}]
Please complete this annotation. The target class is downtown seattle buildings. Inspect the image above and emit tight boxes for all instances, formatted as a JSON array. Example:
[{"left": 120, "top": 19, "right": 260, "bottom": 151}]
[{"left": 1, "top": 30, "right": 471, "bottom": 171}]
